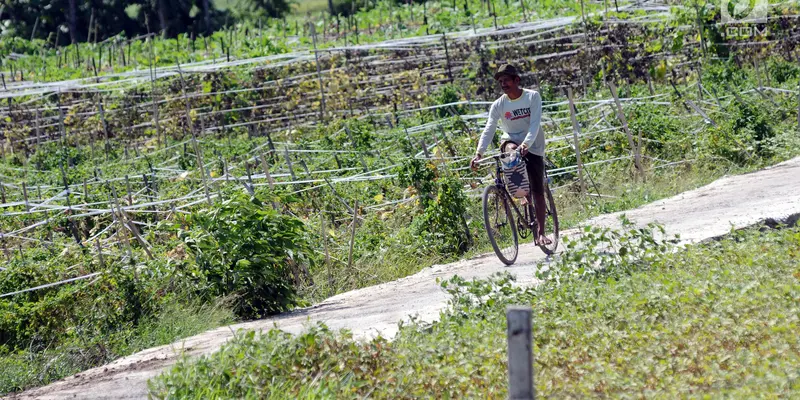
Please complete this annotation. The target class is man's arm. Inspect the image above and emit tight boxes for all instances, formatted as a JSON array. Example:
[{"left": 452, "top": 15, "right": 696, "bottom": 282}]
[
  {"left": 476, "top": 102, "right": 501, "bottom": 156},
  {"left": 521, "top": 91, "right": 543, "bottom": 151}
]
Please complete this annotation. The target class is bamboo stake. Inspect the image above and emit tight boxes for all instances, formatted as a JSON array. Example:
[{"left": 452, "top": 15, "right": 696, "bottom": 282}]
[
  {"left": 148, "top": 35, "right": 162, "bottom": 148},
  {"left": 323, "top": 177, "right": 355, "bottom": 215},
  {"left": 607, "top": 82, "right": 644, "bottom": 178},
  {"left": 283, "top": 145, "right": 297, "bottom": 182},
  {"left": 95, "top": 240, "right": 105, "bottom": 268},
  {"left": 22, "top": 182, "right": 29, "bottom": 212},
  {"left": 321, "top": 212, "right": 333, "bottom": 297},
  {"left": 345, "top": 125, "right": 368, "bottom": 172},
  {"left": 566, "top": 88, "right": 586, "bottom": 193},
  {"left": 310, "top": 23, "right": 327, "bottom": 121},
  {"left": 347, "top": 199, "right": 359, "bottom": 279},
  {"left": 176, "top": 63, "right": 212, "bottom": 205},
  {"left": 260, "top": 150, "right": 275, "bottom": 190},
  {"left": 107, "top": 184, "right": 133, "bottom": 259},
  {"left": 96, "top": 96, "right": 111, "bottom": 159},
  {"left": 125, "top": 175, "right": 133, "bottom": 205},
  {"left": 1, "top": 233, "right": 9, "bottom": 262},
  {"left": 110, "top": 184, "right": 154, "bottom": 260},
  {"left": 442, "top": 34, "right": 453, "bottom": 82}
]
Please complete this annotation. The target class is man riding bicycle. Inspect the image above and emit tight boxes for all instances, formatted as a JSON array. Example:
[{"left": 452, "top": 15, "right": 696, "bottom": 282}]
[{"left": 470, "top": 64, "right": 552, "bottom": 246}]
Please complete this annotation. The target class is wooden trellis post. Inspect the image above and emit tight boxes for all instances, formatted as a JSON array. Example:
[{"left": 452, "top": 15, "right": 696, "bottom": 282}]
[
  {"left": 442, "top": 34, "right": 453, "bottom": 82},
  {"left": 321, "top": 212, "right": 333, "bottom": 297},
  {"left": 259, "top": 150, "right": 275, "bottom": 190},
  {"left": 347, "top": 199, "right": 359, "bottom": 278},
  {"left": 607, "top": 82, "right": 644, "bottom": 178},
  {"left": 22, "top": 182, "right": 29, "bottom": 212},
  {"left": 283, "top": 145, "right": 297, "bottom": 182},
  {"left": 345, "top": 125, "right": 369, "bottom": 172},
  {"left": 420, "top": 139, "right": 430, "bottom": 159},
  {"left": 96, "top": 96, "right": 111, "bottom": 159},
  {"left": 95, "top": 240, "right": 105, "bottom": 268},
  {"left": 244, "top": 162, "right": 255, "bottom": 195},
  {"left": 310, "top": 23, "right": 327, "bottom": 121},
  {"left": 176, "top": 63, "right": 212, "bottom": 206},
  {"left": 125, "top": 175, "right": 133, "bottom": 205},
  {"left": 110, "top": 184, "right": 154, "bottom": 260},
  {"left": 566, "top": 88, "right": 586, "bottom": 193}
]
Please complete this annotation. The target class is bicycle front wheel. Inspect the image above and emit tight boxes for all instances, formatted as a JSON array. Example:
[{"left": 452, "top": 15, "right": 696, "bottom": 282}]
[{"left": 483, "top": 185, "right": 518, "bottom": 265}]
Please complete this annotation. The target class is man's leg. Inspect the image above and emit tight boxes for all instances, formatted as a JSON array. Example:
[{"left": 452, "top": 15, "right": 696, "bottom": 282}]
[{"left": 525, "top": 153, "right": 551, "bottom": 245}]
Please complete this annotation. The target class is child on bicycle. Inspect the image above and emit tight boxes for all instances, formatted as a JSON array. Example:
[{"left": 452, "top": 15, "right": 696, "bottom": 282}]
[{"left": 470, "top": 64, "right": 551, "bottom": 246}]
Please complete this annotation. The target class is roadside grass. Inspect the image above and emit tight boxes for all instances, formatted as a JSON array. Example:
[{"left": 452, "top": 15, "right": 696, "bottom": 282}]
[
  {"left": 150, "top": 222, "right": 800, "bottom": 398},
  {"left": 0, "top": 298, "right": 234, "bottom": 395}
]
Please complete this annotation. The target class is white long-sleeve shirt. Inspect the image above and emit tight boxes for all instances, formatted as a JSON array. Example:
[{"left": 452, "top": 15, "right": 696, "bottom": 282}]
[{"left": 476, "top": 89, "right": 544, "bottom": 156}]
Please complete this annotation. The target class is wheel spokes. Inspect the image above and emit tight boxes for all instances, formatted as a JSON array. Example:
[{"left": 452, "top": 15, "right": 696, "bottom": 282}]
[{"left": 487, "top": 190, "right": 517, "bottom": 260}]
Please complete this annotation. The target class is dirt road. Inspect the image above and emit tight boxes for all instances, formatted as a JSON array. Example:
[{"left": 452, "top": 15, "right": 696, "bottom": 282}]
[{"left": 11, "top": 157, "right": 800, "bottom": 399}]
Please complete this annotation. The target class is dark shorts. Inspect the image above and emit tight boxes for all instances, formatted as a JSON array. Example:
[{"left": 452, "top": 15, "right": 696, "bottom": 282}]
[{"left": 500, "top": 141, "right": 545, "bottom": 195}]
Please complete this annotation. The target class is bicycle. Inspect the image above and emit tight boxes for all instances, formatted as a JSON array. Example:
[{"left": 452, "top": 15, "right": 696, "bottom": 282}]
[{"left": 481, "top": 150, "right": 559, "bottom": 265}]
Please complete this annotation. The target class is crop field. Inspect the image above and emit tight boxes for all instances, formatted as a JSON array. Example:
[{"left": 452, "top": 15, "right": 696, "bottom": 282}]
[{"left": 2, "top": 0, "right": 800, "bottom": 395}]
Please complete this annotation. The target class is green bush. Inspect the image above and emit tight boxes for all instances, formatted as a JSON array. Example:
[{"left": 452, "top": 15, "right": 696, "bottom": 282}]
[
  {"left": 397, "top": 160, "right": 471, "bottom": 255},
  {"left": 768, "top": 60, "right": 800, "bottom": 84},
  {"left": 731, "top": 99, "right": 776, "bottom": 157},
  {"left": 429, "top": 84, "right": 463, "bottom": 118},
  {"left": 181, "top": 193, "right": 313, "bottom": 319},
  {"left": 627, "top": 103, "right": 691, "bottom": 160},
  {"left": 704, "top": 59, "right": 746, "bottom": 86},
  {"left": 414, "top": 175, "right": 471, "bottom": 254}
]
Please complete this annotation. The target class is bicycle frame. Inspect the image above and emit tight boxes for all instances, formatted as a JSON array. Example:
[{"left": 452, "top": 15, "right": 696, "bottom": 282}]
[
  {"left": 493, "top": 157, "right": 536, "bottom": 235},
  {"left": 483, "top": 152, "right": 559, "bottom": 259}
]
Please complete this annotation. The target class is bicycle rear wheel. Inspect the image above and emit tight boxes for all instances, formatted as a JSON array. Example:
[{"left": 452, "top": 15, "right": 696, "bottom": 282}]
[
  {"left": 483, "top": 185, "right": 518, "bottom": 265},
  {"left": 537, "top": 182, "right": 560, "bottom": 255}
]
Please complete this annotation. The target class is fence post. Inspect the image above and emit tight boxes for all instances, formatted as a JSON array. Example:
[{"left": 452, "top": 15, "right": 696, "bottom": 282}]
[
  {"left": 566, "top": 88, "right": 586, "bottom": 193},
  {"left": 96, "top": 95, "right": 111, "bottom": 160},
  {"left": 345, "top": 125, "right": 369, "bottom": 172},
  {"left": 321, "top": 211, "right": 333, "bottom": 297},
  {"left": 607, "top": 82, "right": 644, "bottom": 178},
  {"left": 309, "top": 23, "right": 327, "bottom": 121},
  {"left": 283, "top": 145, "right": 297, "bottom": 182},
  {"left": 176, "top": 63, "right": 212, "bottom": 206},
  {"left": 442, "top": 34, "right": 453, "bottom": 83},
  {"left": 260, "top": 150, "right": 276, "bottom": 190},
  {"left": 347, "top": 199, "right": 359, "bottom": 281},
  {"left": 507, "top": 306, "right": 534, "bottom": 400},
  {"left": 22, "top": 182, "right": 29, "bottom": 212}
]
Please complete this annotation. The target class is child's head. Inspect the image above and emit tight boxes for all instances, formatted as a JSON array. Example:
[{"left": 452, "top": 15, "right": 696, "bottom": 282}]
[{"left": 500, "top": 141, "right": 518, "bottom": 154}]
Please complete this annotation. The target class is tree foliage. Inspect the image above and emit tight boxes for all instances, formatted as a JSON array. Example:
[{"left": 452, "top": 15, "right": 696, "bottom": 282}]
[{"left": 0, "top": 0, "right": 291, "bottom": 44}]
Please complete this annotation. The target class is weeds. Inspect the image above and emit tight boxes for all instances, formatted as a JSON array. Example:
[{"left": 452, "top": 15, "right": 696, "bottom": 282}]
[{"left": 151, "top": 223, "right": 800, "bottom": 398}]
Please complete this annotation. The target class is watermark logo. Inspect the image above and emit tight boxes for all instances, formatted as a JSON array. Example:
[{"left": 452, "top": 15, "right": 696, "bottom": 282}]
[{"left": 721, "top": 0, "right": 769, "bottom": 23}]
